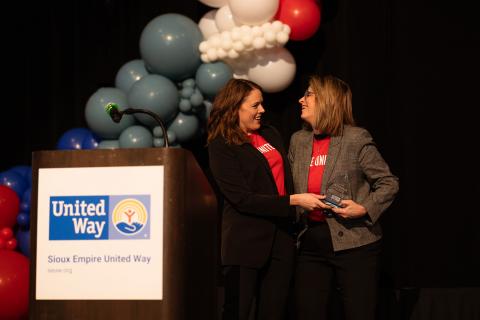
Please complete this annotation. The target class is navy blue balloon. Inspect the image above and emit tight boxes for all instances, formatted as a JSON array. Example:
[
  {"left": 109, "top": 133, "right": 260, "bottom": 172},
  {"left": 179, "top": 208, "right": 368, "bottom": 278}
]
[
  {"left": 8, "top": 166, "right": 32, "bottom": 187},
  {"left": 16, "top": 229, "right": 30, "bottom": 257},
  {"left": 20, "top": 188, "right": 31, "bottom": 212},
  {"left": 17, "top": 212, "right": 30, "bottom": 229},
  {"left": 0, "top": 170, "right": 28, "bottom": 197},
  {"left": 9, "top": 166, "right": 30, "bottom": 179},
  {"left": 20, "top": 201, "right": 30, "bottom": 213},
  {"left": 81, "top": 130, "right": 101, "bottom": 149},
  {"left": 56, "top": 128, "right": 90, "bottom": 150}
]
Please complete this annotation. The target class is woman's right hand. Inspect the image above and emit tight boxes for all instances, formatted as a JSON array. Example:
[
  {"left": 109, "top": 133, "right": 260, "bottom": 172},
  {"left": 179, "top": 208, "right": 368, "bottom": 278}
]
[{"left": 290, "top": 193, "right": 327, "bottom": 211}]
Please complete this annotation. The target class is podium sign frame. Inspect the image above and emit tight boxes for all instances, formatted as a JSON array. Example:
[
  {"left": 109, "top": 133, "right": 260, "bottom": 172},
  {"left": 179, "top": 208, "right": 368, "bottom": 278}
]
[{"left": 29, "top": 148, "right": 217, "bottom": 320}]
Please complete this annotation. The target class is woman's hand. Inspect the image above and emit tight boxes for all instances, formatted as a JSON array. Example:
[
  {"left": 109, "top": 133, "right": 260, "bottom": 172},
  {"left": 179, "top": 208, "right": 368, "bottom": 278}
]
[
  {"left": 290, "top": 193, "right": 326, "bottom": 211},
  {"left": 331, "top": 200, "right": 367, "bottom": 219}
]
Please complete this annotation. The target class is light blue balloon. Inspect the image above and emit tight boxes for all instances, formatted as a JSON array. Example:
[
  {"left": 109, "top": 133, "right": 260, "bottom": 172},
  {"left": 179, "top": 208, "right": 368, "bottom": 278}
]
[
  {"left": 181, "top": 87, "right": 194, "bottom": 98},
  {"left": 85, "top": 88, "right": 135, "bottom": 139},
  {"left": 97, "top": 140, "right": 120, "bottom": 149},
  {"left": 190, "top": 89, "right": 204, "bottom": 107},
  {"left": 167, "top": 112, "right": 199, "bottom": 143},
  {"left": 179, "top": 99, "right": 192, "bottom": 113},
  {"left": 119, "top": 125, "right": 153, "bottom": 148},
  {"left": 139, "top": 13, "right": 203, "bottom": 81},
  {"left": 115, "top": 59, "right": 149, "bottom": 93},
  {"left": 152, "top": 126, "right": 164, "bottom": 138},
  {"left": 166, "top": 130, "right": 177, "bottom": 144},
  {"left": 128, "top": 74, "right": 179, "bottom": 126},
  {"left": 199, "top": 100, "right": 213, "bottom": 121},
  {"left": 153, "top": 137, "right": 165, "bottom": 147},
  {"left": 182, "top": 78, "right": 195, "bottom": 88},
  {"left": 195, "top": 62, "right": 233, "bottom": 98}
]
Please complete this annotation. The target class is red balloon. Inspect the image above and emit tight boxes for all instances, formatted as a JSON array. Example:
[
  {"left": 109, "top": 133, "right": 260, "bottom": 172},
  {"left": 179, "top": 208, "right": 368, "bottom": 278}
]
[
  {"left": 0, "top": 250, "right": 29, "bottom": 319},
  {"left": 0, "top": 185, "right": 20, "bottom": 229},
  {"left": 0, "top": 227, "right": 14, "bottom": 240},
  {"left": 275, "top": 0, "right": 322, "bottom": 41},
  {"left": 6, "top": 238, "right": 17, "bottom": 250}
]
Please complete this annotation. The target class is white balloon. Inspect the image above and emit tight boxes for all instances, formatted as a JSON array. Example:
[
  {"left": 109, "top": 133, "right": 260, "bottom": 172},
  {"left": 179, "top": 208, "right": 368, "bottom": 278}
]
[
  {"left": 252, "top": 37, "right": 266, "bottom": 49},
  {"left": 215, "top": 5, "right": 239, "bottom": 32},
  {"left": 264, "top": 30, "right": 276, "bottom": 43},
  {"left": 221, "top": 39, "right": 233, "bottom": 50},
  {"left": 247, "top": 47, "right": 296, "bottom": 93},
  {"left": 228, "top": 49, "right": 240, "bottom": 59},
  {"left": 198, "top": 0, "right": 228, "bottom": 8},
  {"left": 276, "top": 31, "right": 289, "bottom": 44},
  {"left": 207, "top": 48, "right": 218, "bottom": 61},
  {"left": 199, "top": 41, "right": 209, "bottom": 52},
  {"left": 229, "top": 0, "right": 279, "bottom": 25},
  {"left": 217, "top": 48, "right": 228, "bottom": 59},
  {"left": 233, "top": 73, "right": 249, "bottom": 80},
  {"left": 251, "top": 26, "right": 264, "bottom": 37},
  {"left": 201, "top": 53, "right": 210, "bottom": 62},
  {"left": 261, "top": 22, "right": 272, "bottom": 32},
  {"left": 241, "top": 34, "right": 253, "bottom": 47},
  {"left": 272, "top": 20, "right": 283, "bottom": 32},
  {"left": 232, "top": 41, "right": 245, "bottom": 52},
  {"left": 198, "top": 10, "right": 219, "bottom": 39},
  {"left": 209, "top": 34, "right": 222, "bottom": 48},
  {"left": 231, "top": 27, "right": 242, "bottom": 41}
]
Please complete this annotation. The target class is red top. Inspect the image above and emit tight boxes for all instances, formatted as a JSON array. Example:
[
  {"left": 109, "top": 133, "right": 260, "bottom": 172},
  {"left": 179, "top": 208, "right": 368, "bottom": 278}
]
[
  {"left": 249, "top": 132, "right": 286, "bottom": 196},
  {"left": 307, "top": 135, "right": 331, "bottom": 221}
]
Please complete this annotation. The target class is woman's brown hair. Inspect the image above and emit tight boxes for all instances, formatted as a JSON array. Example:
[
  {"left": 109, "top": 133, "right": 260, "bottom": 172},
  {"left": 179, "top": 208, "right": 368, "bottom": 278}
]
[
  {"left": 207, "top": 78, "right": 262, "bottom": 145},
  {"left": 308, "top": 75, "right": 355, "bottom": 136}
]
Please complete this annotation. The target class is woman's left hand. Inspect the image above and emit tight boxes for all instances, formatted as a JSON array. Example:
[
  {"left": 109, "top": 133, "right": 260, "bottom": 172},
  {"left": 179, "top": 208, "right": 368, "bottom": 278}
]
[{"left": 331, "top": 200, "right": 367, "bottom": 219}]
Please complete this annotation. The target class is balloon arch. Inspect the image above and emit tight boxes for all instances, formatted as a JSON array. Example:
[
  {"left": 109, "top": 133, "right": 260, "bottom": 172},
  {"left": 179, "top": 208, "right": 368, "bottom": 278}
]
[{"left": 0, "top": 1, "right": 322, "bottom": 318}]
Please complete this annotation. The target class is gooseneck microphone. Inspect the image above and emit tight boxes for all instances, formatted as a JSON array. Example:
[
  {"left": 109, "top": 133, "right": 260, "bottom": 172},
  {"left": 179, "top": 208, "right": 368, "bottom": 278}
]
[{"left": 105, "top": 103, "right": 170, "bottom": 147}]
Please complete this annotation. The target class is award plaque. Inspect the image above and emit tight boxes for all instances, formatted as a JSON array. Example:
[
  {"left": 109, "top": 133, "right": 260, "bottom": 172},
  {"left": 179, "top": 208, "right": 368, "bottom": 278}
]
[{"left": 322, "top": 174, "right": 351, "bottom": 209}]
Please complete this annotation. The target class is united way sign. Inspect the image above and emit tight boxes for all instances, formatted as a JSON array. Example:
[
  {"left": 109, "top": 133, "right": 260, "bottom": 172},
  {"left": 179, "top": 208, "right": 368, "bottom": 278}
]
[{"left": 36, "top": 166, "right": 164, "bottom": 300}]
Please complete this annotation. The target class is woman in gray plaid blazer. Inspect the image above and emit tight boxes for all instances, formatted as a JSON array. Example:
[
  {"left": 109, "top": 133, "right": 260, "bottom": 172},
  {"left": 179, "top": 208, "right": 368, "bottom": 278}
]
[{"left": 289, "top": 75, "right": 399, "bottom": 320}]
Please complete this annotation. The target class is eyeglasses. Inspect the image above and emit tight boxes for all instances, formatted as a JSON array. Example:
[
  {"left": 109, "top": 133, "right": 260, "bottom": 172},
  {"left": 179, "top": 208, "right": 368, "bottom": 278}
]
[{"left": 303, "top": 90, "right": 314, "bottom": 99}]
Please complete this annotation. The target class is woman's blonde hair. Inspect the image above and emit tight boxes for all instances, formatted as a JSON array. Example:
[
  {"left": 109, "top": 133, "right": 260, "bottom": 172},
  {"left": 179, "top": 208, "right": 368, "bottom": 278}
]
[
  {"left": 207, "top": 78, "right": 262, "bottom": 145},
  {"left": 308, "top": 75, "right": 355, "bottom": 136}
]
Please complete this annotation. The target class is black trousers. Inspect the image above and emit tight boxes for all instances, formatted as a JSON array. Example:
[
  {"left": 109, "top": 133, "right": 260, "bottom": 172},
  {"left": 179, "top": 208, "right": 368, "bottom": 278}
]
[
  {"left": 222, "top": 229, "right": 295, "bottom": 320},
  {"left": 294, "top": 222, "right": 381, "bottom": 320}
]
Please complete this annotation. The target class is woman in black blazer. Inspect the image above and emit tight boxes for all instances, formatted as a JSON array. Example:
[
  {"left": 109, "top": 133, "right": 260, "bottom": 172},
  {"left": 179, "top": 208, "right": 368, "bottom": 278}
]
[{"left": 208, "top": 79, "right": 323, "bottom": 320}]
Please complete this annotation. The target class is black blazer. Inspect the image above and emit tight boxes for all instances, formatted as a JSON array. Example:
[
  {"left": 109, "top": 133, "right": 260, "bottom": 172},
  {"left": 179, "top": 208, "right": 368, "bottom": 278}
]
[{"left": 208, "top": 125, "right": 295, "bottom": 268}]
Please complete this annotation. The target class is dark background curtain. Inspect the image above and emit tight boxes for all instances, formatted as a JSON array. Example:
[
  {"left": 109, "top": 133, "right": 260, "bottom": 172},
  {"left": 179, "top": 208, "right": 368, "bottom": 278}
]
[{"left": 3, "top": 0, "right": 479, "bottom": 317}]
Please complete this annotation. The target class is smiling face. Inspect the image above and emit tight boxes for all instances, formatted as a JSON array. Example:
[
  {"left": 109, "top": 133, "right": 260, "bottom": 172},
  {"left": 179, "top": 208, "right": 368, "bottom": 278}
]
[
  {"left": 299, "top": 87, "right": 316, "bottom": 127},
  {"left": 238, "top": 89, "right": 265, "bottom": 134}
]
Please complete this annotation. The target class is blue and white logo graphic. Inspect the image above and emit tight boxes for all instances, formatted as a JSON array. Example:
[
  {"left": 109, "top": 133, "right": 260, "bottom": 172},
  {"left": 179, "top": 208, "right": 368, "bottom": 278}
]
[{"left": 49, "top": 195, "right": 150, "bottom": 240}]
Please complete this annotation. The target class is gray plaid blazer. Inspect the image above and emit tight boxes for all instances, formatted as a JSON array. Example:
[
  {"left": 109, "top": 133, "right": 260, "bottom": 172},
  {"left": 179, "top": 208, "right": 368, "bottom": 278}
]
[{"left": 288, "top": 125, "right": 399, "bottom": 251}]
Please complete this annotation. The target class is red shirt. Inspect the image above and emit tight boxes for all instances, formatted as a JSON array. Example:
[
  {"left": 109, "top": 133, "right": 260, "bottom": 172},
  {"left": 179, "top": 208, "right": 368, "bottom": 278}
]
[
  {"left": 249, "top": 132, "right": 286, "bottom": 196},
  {"left": 307, "top": 135, "right": 331, "bottom": 221}
]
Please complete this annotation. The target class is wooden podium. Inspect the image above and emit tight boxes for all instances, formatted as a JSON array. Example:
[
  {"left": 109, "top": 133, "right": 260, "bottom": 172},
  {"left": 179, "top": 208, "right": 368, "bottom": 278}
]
[{"left": 29, "top": 147, "right": 217, "bottom": 320}]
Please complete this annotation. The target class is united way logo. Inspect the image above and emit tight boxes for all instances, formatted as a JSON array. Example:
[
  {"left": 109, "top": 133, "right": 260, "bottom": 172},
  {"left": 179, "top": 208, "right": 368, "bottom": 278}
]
[
  {"left": 108, "top": 195, "right": 150, "bottom": 240},
  {"left": 49, "top": 195, "right": 150, "bottom": 240}
]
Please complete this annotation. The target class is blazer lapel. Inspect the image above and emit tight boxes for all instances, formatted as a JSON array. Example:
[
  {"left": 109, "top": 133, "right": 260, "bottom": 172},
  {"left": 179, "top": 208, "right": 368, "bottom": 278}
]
[
  {"left": 321, "top": 134, "right": 342, "bottom": 193},
  {"left": 296, "top": 133, "right": 313, "bottom": 194}
]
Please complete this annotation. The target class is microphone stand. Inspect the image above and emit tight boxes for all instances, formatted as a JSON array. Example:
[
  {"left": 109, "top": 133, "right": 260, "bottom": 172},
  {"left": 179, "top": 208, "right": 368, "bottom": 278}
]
[{"left": 105, "top": 103, "right": 170, "bottom": 147}]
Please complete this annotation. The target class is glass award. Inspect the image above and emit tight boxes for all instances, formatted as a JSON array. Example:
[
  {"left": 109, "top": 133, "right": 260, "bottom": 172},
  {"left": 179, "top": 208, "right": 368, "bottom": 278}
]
[{"left": 322, "top": 174, "right": 351, "bottom": 208}]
